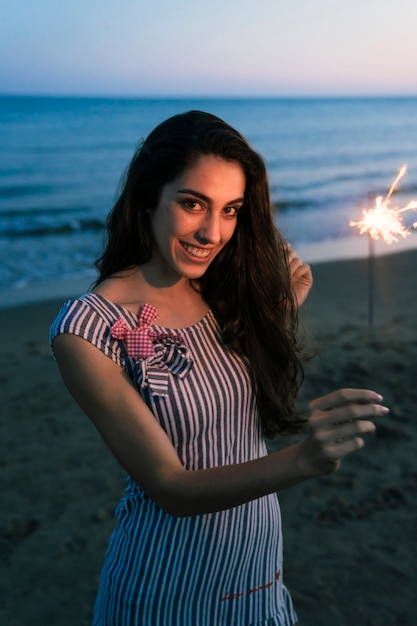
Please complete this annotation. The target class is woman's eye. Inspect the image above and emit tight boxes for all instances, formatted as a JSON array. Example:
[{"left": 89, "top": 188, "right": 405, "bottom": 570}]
[
  {"left": 182, "top": 200, "right": 201, "bottom": 210},
  {"left": 223, "top": 206, "right": 239, "bottom": 216}
]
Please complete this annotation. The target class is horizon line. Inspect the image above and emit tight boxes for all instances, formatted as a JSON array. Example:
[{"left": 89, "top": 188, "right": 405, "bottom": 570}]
[{"left": 1, "top": 91, "right": 417, "bottom": 101}]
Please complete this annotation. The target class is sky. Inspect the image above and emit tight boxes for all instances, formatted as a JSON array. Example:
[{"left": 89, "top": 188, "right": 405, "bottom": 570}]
[{"left": 1, "top": 0, "right": 417, "bottom": 97}]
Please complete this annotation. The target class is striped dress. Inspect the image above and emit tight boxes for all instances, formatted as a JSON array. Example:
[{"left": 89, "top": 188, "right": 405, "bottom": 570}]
[{"left": 50, "top": 293, "right": 297, "bottom": 626}]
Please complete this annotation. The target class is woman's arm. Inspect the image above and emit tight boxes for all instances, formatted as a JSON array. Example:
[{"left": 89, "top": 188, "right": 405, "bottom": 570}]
[{"left": 53, "top": 334, "right": 388, "bottom": 517}]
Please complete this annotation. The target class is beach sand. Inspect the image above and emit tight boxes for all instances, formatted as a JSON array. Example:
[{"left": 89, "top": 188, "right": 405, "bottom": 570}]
[{"left": 1, "top": 249, "right": 416, "bottom": 626}]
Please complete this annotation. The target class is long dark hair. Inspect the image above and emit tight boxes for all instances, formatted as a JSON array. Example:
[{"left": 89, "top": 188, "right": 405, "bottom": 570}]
[{"left": 95, "top": 111, "right": 304, "bottom": 436}]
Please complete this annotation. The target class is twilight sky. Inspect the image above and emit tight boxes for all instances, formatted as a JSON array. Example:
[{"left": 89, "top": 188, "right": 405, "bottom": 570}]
[{"left": 1, "top": 0, "right": 416, "bottom": 97}]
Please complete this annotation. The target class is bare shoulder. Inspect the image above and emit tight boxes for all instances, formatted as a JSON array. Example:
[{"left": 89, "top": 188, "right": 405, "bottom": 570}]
[{"left": 92, "top": 267, "right": 145, "bottom": 315}]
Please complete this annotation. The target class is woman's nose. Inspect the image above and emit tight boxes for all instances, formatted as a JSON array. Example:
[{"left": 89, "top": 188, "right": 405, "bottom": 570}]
[{"left": 196, "top": 213, "right": 221, "bottom": 244}]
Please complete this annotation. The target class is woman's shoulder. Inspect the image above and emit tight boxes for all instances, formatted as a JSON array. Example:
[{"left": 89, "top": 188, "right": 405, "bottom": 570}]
[
  {"left": 92, "top": 268, "right": 150, "bottom": 317},
  {"left": 49, "top": 292, "right": 136, "bottom": 367},
  {"left": 51, "top": 291, "right": 130, "bottom": 327},
  {"left": 49, "top": 266, "right": 151, "bottom": 360}
]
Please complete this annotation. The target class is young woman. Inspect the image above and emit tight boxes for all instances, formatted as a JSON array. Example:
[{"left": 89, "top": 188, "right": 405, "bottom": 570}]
[{"left": 50, "top": 111, "right": 387, "bottom": 626}]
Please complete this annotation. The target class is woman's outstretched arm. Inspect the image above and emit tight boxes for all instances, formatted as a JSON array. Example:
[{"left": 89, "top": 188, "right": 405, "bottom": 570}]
[{"left": 53, "top": 334, "right": 388, "bottom": 517}]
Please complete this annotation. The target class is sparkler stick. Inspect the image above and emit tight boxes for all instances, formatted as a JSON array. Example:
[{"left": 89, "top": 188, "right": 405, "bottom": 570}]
[
  {"left": 350, "top": 165, "right": 417, "bottom": 327},
  {"left": 368, "top": 234, "right": 375, "bottom": 328}
]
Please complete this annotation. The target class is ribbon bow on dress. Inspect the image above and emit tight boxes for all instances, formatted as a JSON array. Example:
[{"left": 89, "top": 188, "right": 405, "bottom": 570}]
[
  {"left": 111, "top": 303, "right": 160, "bottom": 358},
  {"left": 111, "top": 304, "right": 193, "bottom": 397}
]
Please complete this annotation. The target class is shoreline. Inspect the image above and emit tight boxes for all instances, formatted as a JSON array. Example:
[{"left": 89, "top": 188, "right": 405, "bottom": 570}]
[{"left": 1, "top": 232, "right": 417, "bottom": 310}]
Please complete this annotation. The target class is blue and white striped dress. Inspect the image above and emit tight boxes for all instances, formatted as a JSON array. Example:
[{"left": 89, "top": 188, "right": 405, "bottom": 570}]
[{"left": 50, "top": 293, "right": 297, "bottom": 626}]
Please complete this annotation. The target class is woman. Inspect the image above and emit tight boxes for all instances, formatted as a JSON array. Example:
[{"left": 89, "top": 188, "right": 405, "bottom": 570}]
[{"left": 50, "top": 111, "right": 387, "bottom": 625}]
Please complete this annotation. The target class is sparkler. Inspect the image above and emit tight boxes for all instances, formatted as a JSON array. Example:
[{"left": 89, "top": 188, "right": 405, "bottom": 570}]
[
  {"left": 350, "top": 165, "right": 417, "bottom": 244},
  {"left": 350, "top": 165, "right": 417, "bottom": 327}
]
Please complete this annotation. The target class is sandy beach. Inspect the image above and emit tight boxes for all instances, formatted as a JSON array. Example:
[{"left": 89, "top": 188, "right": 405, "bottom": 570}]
[{"left": 1, "top": 248, "right": 416, "bottom": 626}]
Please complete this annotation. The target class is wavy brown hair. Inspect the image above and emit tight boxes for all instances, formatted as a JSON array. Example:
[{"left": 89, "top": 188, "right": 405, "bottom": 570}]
[{"left": 95, "top": 111, "right": 304, "bottom": 436}]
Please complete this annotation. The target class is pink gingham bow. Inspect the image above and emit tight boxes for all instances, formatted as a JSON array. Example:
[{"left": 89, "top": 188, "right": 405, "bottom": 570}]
[
  {"left": 111, "top": 303, "right": 193, "bottom": 396},
  {"left": 111, "top": 303, "right": 160, "bottom": 358},
  {"left": 111, "top": 304, "right": 188, "bottom": 362}
]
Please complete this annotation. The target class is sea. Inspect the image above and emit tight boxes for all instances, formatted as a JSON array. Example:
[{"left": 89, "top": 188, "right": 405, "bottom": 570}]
[{"left": 1, "top": 95, "right": 417, "bottom": 296}]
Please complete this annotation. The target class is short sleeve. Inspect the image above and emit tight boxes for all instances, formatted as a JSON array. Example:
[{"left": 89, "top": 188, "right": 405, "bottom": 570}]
[{"left": 49, "top": 295, "right": 125, "bottom": 368}]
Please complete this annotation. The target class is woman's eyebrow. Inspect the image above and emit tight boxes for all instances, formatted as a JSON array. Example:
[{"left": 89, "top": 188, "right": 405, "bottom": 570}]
[
  {"left": 176, "top": 188, "right": 210, "bottom": 203},
  {"left": 176, "top": 188, "right": 244, "bottom": 204}
]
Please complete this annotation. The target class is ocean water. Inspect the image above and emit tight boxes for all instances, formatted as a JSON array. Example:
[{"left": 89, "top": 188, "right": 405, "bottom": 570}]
[{"left": 1, "top": 95, "right": 417, "bottom": 290}]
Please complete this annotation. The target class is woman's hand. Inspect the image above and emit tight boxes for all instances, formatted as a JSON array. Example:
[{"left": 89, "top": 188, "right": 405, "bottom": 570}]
[
  {"left": 297, "top": 388, "right": 389, "bottom": 477},
  {"left": 287, "top": 247, "right": 313, "bottom": 308}
]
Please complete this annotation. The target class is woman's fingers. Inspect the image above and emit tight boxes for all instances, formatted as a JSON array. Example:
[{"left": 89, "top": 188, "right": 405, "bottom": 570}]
[
  {"left": 309, "top": 388, "right": 384, "bottom": 412},
  {"left": 309, "top": 400, "right": 389, "bottom": 431},
  {"left": 302, "top": 388, "right": 390, "bottom": 475},
  {"left": 309, "top": 391, "right": 388, "bottom": 442},
  {"left": 320, "top": 437, "right": 366, "bottom": 463},
  {"left": 313, "top": 417, "right": 376, "bottom": 445}
]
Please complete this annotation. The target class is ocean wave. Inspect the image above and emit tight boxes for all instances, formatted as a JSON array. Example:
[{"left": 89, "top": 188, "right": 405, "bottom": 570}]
[
  {"left": 272, "top": 199, "right": 316, "bottom": 211},
  {"left": 396, "top": 182, "right": 417, "bottom": 195},
  {"left": 0, "top": 206, "right": 85, "bottom": 218},
  {"left": 0, "top": 184, "right": 54, "bottom": 198},
  {"left": 0, "top": 216, "right": 105, "bottom": 238}
]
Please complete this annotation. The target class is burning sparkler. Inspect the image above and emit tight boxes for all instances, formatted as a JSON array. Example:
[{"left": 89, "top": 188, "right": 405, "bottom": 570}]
[
  {"left": 350, "top": 164, "right": 417, "bottom": 244},
  {"left": 350, "top": 165, "right": 417, "bottom": 327}
]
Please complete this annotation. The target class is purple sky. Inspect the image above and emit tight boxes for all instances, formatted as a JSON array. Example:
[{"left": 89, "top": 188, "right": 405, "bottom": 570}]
[{"left": 1, "top": 0, "right": 416, "bottom": 96}]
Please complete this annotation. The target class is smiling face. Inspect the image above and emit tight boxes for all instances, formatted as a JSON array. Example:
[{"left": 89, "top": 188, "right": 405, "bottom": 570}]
[{"left": 147, "top": 154, "right": 246, "bottom": 283}]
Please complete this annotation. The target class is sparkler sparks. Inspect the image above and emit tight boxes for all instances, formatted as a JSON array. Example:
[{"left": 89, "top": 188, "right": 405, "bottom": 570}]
[{"left": 350, "top": 165, "right": 417, "bottom": 244}]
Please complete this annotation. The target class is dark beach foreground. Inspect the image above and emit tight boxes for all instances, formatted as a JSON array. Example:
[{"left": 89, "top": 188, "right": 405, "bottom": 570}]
[{"left": 1, "top": 249, "right": 416, "bottom": 626}]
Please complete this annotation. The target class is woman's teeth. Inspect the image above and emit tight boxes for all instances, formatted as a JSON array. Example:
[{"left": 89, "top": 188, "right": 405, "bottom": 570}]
[{"left": 181, "top": 242, "right": 210, "bottom": 258}]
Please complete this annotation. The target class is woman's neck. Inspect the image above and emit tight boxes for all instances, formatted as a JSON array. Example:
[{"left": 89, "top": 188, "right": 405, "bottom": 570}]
[{"left": 93, "top": 266, "right": 208, "bottom": 328}]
